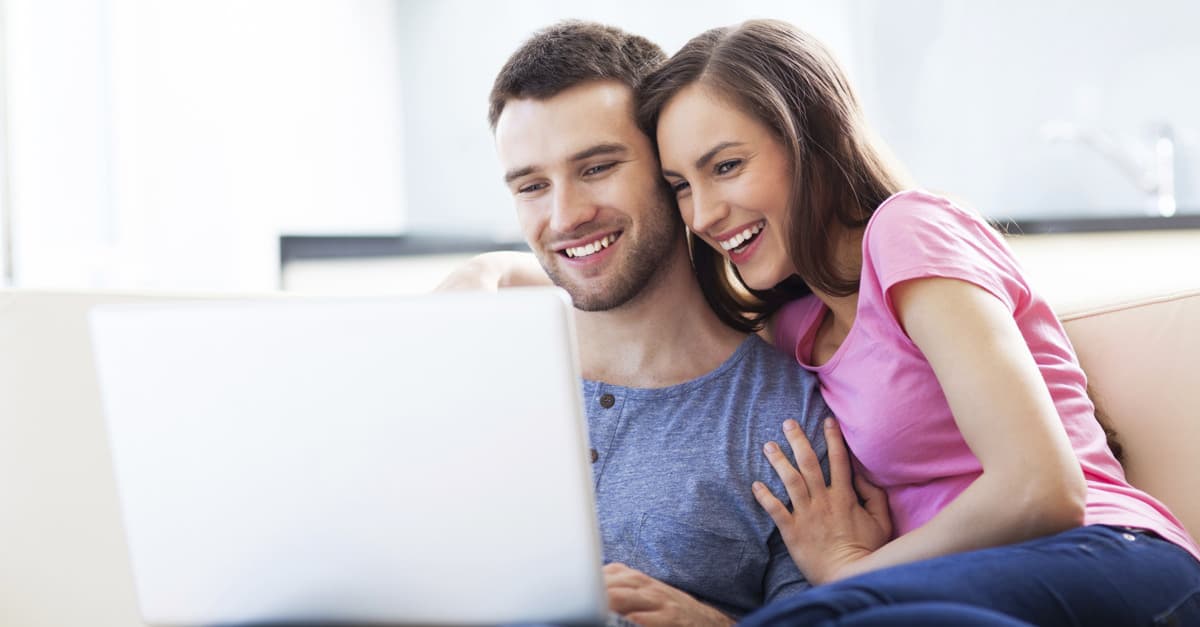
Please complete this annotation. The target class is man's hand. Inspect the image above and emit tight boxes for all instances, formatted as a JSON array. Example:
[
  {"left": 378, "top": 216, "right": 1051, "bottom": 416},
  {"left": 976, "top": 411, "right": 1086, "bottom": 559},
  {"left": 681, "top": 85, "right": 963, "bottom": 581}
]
[
  {"left": 433, "top": 251, "right": 550, "bottom": 292},
  {"left": 752, "top": 417, "right": 892, "bottom": 585},
  {"left": 433, "top": 254, "right": 504, "bottom": 292},
  {"left": 603, "top": 563, "right": 734, "bottom": 627}
]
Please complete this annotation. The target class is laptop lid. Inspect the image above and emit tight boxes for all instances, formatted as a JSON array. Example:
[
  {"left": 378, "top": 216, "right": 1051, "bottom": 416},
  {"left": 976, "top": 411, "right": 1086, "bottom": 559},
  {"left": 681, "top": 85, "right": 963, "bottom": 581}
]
[{"left": 89, "top": 288, "right": 606, "bottom": 626}]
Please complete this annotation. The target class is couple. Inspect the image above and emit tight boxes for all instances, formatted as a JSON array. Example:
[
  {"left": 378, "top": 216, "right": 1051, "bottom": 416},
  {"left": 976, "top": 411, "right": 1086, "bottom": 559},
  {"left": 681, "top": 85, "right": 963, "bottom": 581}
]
[{"left": 443, "top": 19, "right": 1200, "bottom": 626}]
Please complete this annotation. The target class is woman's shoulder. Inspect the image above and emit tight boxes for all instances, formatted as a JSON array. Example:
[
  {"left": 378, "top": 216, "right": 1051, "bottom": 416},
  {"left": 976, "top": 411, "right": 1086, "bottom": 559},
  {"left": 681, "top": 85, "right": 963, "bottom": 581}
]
[
  {"left": 861, "top": 189, "right": 1026, "bottom": 311},
  {"left": 867, "top": 189, "right": 981, "bottom": 233},
  {"left": 863, "top": 189, "right": 997, "bottom": 256}
]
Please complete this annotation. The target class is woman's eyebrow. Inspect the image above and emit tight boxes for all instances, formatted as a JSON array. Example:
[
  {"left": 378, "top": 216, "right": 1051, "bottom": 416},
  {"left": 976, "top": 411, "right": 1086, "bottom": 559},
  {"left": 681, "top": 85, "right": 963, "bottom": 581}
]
[
  {"left": 663, "top": 141, "right": 745, "bottom": 179},
  {"left": 693, "top": 141, "right": 744, "bottom": 170}
]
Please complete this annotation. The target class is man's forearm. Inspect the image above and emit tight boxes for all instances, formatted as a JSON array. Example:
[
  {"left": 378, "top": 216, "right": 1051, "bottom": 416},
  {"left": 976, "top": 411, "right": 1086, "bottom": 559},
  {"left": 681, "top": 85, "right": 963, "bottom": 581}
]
[{"left": 435, "top": 251, "right": 548, "bottom": 291}]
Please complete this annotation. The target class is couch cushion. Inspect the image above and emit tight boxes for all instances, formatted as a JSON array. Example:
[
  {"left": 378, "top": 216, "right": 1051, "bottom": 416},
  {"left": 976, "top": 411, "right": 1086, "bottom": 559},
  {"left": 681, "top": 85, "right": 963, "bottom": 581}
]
[
  {"left": 1060, "top": 289, "right": 1200, "bottom": 542},
  {"left": 0, "top": 290, "right": 237, "bottom": 627}
]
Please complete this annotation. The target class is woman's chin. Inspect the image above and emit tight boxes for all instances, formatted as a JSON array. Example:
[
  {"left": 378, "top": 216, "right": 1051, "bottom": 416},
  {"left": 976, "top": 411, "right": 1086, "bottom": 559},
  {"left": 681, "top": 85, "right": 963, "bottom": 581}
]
[{"left": 736, "top": 266, "right": 786, "bottom": 292}]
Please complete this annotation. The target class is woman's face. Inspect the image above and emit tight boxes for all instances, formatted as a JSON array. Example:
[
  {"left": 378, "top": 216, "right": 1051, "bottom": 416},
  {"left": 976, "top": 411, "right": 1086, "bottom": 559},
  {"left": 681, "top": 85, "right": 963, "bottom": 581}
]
[{"left": 657, "top": 83, "right": 797, "bottom": 291}]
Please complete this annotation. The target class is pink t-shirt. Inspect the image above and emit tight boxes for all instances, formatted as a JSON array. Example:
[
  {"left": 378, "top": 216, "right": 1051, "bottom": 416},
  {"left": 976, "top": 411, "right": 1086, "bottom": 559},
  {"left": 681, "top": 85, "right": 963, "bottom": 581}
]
[{"left": 775, "top": 189, "right": 1200, "bottom": 561}]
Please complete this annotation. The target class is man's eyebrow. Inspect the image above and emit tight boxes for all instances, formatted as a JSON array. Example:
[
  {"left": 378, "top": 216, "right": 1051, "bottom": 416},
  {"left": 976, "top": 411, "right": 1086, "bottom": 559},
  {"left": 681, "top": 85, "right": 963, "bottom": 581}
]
[
  {"left": 504, "top": 166, "right": 535, "bottom": 184},
  {"left": 503, "top": 144, "right": 627, "bottom": 184},
  {"left": 570, "top": 143, "right": 627, "bottom": 162},
  {"left": 662, "top": 141, "right": 744, "bottom": 179}
]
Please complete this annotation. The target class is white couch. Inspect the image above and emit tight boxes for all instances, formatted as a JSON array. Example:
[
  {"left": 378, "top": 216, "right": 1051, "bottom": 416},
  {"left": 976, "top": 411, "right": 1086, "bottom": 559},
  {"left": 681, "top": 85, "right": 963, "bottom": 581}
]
[{"left": 2, "top": 230, "right": 1198, "bottom": 626}]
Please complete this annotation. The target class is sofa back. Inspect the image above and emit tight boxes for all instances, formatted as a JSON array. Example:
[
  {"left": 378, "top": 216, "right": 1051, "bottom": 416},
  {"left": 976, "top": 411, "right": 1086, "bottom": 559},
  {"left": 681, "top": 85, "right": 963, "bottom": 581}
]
[
  {"left": 0, "top": 291, "right": 218, "bottom": 627},
  {"left": 1008, "top": 230, "right": 1200, "bottom": 543},
  {"left": 1061, "top": 289, "right": 1200, "bottom": 542}
]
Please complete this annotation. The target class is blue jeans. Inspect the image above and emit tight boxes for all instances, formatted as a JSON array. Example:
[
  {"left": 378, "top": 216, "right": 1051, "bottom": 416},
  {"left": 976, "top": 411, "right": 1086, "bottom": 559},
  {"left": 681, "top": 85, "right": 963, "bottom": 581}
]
[{"left": 739, "top": 525, "right": 1200, "bottom": 626}]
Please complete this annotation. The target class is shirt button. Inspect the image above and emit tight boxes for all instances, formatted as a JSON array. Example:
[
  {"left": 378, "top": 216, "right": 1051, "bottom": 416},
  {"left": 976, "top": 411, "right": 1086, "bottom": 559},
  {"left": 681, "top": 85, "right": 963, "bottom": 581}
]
[
  {"left": 1122, "top": 532, "right": 1137, "bottom": 542},
  {"left": 599, "top": 393, "right": 615, "bottom": 408},
  {"left": 590, "top": 448, "right": 599, "bottom": 463}
]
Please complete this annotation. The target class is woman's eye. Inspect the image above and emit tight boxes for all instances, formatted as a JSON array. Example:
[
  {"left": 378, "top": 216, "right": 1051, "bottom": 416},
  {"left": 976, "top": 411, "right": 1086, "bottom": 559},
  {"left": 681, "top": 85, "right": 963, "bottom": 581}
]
[
  {"left": 715, "top": 159, "right": 742, "bottom": 175},
  {"left": 583, "top": 162, "right": 616, "bottom": 177},
  {"left": 670, "top": 180, "right": 691, "bottom": 195},
  {"left": 517, "top": 182, "right": 547, "bottom": 194}
]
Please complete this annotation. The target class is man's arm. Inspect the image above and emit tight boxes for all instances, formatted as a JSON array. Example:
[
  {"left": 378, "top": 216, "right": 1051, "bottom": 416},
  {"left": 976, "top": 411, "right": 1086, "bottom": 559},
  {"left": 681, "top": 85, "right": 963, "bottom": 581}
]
[
  {"left": 603, "top": 563, "right": 734, "bottom": 627},
  {"left": 434, "top": 251, "right": 550, "bottom": 291}
]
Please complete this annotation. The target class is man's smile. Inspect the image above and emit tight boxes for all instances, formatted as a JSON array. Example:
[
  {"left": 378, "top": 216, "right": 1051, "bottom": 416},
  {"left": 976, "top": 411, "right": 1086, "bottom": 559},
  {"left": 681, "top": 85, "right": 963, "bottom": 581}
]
[{"left": 556, "top": 230, "right": 624, "bottom": 259}]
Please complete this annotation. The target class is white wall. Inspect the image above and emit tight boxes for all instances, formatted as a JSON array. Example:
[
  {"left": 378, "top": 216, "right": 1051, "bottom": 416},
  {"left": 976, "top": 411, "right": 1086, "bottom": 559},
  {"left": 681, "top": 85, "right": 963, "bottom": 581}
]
[
  {"left": 850, "top": 0, "right": 1200, "bottom": 218},
  {"left": 0, "top": 0, "right": 16, "bottom": 286},
  {"left": 3, "top": 0, "right": 405, "bottom": 290},
  {"left": 6, "top": 1, "right": 1196, "bottom": 292},
  {"left": 400, "top": 0, "right": 1200, "bottom": 233},
  {"left": 3, "top": 0, "right": 113, "bottom": 287},
  {"left": 396, "top": 0, "right": 854, "bottom": 238}
]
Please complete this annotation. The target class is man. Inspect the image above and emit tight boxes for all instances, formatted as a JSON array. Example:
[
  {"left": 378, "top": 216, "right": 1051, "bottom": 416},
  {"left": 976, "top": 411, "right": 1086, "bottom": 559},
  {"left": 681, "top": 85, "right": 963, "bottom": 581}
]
[{"left": 440, "top": 21, "right": 830, "bottom": 626}]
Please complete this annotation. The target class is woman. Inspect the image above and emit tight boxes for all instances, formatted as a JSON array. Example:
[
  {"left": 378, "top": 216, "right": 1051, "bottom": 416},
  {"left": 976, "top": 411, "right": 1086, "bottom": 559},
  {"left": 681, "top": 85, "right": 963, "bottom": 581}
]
[{"left": 637, "top": 19, "right": 1200, "bottom": 626}]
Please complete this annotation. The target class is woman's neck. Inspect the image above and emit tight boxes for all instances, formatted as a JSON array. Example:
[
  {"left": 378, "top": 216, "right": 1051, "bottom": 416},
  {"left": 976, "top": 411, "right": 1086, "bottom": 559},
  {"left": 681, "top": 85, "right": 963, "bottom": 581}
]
[{"left": 805, "top": 226, "right": 864, "bottom": 360}]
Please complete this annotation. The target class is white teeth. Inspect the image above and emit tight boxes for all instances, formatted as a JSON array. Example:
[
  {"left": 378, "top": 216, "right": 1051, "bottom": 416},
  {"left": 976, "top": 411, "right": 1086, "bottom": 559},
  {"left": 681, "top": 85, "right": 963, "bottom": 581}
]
[
  {"left": 564, "top": 234, "right": 615, "bottom": 258},
  {"left": 719, "top": 221, "right": 765, "bottom": 251}
]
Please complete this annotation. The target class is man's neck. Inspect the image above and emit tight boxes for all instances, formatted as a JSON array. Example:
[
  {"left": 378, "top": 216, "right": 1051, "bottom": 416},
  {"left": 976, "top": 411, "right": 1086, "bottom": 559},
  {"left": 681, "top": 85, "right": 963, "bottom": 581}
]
[{"left": 574, "top": 237, "right": 747, "bottom": 388}]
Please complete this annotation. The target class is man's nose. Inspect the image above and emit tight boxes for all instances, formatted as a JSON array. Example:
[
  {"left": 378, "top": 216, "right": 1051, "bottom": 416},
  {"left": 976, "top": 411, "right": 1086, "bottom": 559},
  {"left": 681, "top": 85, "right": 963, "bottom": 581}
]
[{"left": 548, "top": 183, "right": 598, "bottom": 234}]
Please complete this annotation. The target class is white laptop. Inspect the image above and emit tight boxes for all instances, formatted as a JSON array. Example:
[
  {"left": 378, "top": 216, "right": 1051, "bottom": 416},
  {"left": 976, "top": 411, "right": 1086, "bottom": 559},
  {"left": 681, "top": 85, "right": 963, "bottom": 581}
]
[{"left": 89, "top": 288, "right": 608, "bottom": 626}]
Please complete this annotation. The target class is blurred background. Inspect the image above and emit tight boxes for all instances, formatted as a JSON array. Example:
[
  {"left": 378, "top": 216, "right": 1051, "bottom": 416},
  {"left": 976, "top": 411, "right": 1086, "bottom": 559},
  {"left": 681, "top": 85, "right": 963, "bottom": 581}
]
[{"left": 1, "top": 0, "right": 1197, "bottom": 294}]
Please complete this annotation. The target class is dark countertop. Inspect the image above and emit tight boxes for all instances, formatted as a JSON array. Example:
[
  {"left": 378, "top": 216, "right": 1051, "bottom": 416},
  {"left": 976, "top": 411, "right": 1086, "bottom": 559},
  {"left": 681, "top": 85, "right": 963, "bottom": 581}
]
[
  {"left": 281, "top": 215, "right": 1200, "bottom": 263},
  {"left": 280, "top": 234, "right": 529, "bottom": 264},
  {"left": 1002, "top": 214, "right": 1200, "bottom": 235}
]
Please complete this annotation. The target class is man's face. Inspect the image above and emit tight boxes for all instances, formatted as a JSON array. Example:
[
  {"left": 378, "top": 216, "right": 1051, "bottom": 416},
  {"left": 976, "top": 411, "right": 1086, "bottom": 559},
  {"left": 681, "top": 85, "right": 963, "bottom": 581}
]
[{"left": 494, "top": 80, "right": 681, "bottom": 311}]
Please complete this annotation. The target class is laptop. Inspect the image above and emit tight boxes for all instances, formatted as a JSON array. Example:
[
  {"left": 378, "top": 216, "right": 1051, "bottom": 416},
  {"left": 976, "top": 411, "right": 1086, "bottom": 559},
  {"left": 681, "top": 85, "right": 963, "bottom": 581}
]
[{"left": 89, "top": 288, "right": 608, "bottom": 626}]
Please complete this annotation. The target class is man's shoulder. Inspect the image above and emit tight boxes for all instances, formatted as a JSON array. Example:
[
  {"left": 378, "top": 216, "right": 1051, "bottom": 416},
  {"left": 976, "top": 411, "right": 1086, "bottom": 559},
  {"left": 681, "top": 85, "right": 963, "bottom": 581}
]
[{"left": 728, "top": 336, "right": 829, "bottom": 434}]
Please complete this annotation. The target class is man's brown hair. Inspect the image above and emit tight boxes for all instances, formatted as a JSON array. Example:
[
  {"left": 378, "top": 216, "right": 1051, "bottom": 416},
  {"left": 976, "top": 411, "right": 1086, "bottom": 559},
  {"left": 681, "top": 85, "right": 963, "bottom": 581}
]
[{"left": 488, "top": 20, "right": 667, "bottom": 130}]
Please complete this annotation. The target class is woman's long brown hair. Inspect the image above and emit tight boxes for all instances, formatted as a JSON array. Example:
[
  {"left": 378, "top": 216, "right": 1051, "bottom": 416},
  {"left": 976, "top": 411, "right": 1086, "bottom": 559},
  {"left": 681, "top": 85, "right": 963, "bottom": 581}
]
[
  {"left": 638, "top": 19, "right": 1126, "bottom": 463},
  {"left": 637, "top": 19, "right": 905, "bottom": 332}
]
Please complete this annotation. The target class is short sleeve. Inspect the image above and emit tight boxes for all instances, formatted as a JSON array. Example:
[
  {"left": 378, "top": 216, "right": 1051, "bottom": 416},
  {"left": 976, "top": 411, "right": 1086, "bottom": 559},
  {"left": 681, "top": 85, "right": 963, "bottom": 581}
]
[{"left": 864, "top": 191, "right": 1029, "bottom": 317}]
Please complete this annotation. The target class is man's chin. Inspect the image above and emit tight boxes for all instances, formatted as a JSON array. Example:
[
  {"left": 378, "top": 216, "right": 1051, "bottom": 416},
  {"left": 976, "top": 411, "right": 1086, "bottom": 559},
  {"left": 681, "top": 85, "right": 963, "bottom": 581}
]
[
  {"left": 554, "top": 278, "right": 640, "bottom": 313},
  {"left": 560, "top": 285, "right": 617, "bottom": 312},
  {"left": 540, "top": 253, "right": 649, "bottom": 312}
]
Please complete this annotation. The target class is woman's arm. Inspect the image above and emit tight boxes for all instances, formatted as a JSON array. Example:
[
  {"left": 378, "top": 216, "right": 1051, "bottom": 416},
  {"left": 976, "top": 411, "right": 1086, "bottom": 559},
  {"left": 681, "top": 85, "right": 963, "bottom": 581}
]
[
  {"left": 434, "top": 251, "right": 551, "bottom": 291},
  {"left": 847, "top": 276, "right": 1086, "bottom": 578},
  {"left": 758, "top": 276, "right": 1087, "bottom": 584}
]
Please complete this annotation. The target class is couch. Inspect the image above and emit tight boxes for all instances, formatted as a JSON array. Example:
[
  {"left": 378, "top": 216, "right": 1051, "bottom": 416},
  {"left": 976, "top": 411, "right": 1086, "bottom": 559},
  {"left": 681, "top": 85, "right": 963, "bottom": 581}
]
[{"left": 2, "top": 229, "right": 1198, "bottom": 626}]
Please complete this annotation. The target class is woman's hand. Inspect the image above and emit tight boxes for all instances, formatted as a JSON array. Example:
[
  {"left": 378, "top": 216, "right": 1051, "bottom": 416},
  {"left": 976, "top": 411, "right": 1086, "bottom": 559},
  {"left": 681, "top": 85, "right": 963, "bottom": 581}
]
[{"left": 753, "top": 417, "right": 892, "bottom": 585}]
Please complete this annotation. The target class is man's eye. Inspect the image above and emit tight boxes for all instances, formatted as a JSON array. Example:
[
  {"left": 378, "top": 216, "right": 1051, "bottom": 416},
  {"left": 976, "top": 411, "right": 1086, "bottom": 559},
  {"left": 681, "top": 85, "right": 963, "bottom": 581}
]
[
  {"left": 715, "top": 159, "right": 742, "bottom": 175},
  {"left": 670, "top": 180, "right": 691, "bottom": 195},
  {"left": 517, "top": 182, "right": 547, "bottom": 194},
  {"left": 583, "top": 162, "right": 616, "bottom": 177}
]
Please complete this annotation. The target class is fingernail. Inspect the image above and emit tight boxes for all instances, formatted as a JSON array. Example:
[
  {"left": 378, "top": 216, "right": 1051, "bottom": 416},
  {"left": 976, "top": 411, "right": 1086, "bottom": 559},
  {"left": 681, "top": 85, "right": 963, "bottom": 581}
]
[
  {"left": 752, "top": 482, "right": 763, "bottom": 493},
  {"left": 826, "top": 417, "right": 837, "bottom": 429},
  {"left": 763, "top": 441, "right": 779, "bottom": 454},
  {"left": 782, "top": 419, "right": 798, "bottom": 432}
]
